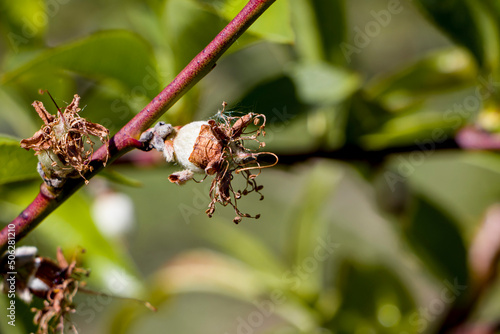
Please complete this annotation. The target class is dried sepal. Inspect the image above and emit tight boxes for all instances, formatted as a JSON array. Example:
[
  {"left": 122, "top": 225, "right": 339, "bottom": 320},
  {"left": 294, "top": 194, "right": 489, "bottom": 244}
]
[
  {"left": 20, "top": 94, "right": 109, "bottom": 186},
  {"left": 189, "top": 124, "right": 224, "bottom": 174},
  {"left": 168, "top": 170, "right": 195, "bottom": 185}
]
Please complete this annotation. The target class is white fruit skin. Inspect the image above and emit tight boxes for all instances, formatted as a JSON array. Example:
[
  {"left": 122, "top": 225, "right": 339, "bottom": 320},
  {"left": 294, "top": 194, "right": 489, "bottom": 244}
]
[{"left": 173, "top": 121, "right": 208, "bottom": 174}]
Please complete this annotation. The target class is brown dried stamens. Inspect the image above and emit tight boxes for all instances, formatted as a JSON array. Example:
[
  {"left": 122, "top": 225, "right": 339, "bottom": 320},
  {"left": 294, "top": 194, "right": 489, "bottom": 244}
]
[
  {"left": 28, "top": 248, "right": 89, "bottom": 334},
  {"left": 139, "top": 103, "right": 278, "bottom": 223},
  {"left": 20, "top": 94, "right": 109, "bottom": 185},
  {"left": 204, "top": 110, "right": 278, "bottom": 223}
]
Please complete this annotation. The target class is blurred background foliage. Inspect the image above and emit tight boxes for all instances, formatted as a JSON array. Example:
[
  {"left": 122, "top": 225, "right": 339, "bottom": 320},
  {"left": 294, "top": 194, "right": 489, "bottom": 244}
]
[{"left": 1, "top": 0, "right": 500, "bottom": 333}]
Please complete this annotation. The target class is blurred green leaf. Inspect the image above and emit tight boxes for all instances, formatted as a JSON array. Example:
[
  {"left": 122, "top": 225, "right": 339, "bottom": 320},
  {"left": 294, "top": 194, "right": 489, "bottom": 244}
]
[
  {"left": 245, "top": 0, "right": 293, "bottom": 43},
  {"left": 310, "top": 0, "right": 346, "bottom": 65},
  {"left": 209, "top": 0, "right": 294, "bottom": 44},
  {"left": 0, "top": 135, "right": 38, "bottom": 185},
  {"left": 405, "top": 196, "right": 468, "bottom": 284},
  {"left": 0, "top": 86, "right": 39, "bottom": 137},
  {"left": 360, "top": 108, "right": 456, "bottom": 150},
  {"left": 151, "top": 249, "right": 271, "bottom": 298},
  {"left": 161, "top": 0, "right": 230, "bottom": 123},
  {"left": 366, "top": 48, "right": 477, "bottom": 111},
  {"left": 0, "top": 0, "right": 46, "bottom": 52},
  {"left": 163, "top": 0, "right": 226, "bottom": 71},
  {"left": 200, "top": 219, "right": 285, "bottom": 276},
  {"left": 327, "top": 261, "right": 415, "bottom": 333},
  {"left": 149, "top": 249, "right": 319, "bottom": 332},
  {"left": 289, "top": 0, "right": 324, "bottom": 62},
  {"left": 99, "top": 169, "right": 143, "bottom": 188},
  {"left": 409, "top": 151, "right": 500, "bottom": 231},
  {"left": 416, "top": 0, "right": 500, "bottom": 72},
  {"left": 286, "top": 162, "right": 341, "bottom": 298},
  {"left": 344, "top": 92, "right": 393, "bottom": 145},
  {"left": 289, "top": 62, "right": 360, "bottom": 106},
  {"left": 3, "top": 30, "right": 160, "bottom": 99},
  {"left": 233, "top": 75, "right": 306, "bottom": 122}
]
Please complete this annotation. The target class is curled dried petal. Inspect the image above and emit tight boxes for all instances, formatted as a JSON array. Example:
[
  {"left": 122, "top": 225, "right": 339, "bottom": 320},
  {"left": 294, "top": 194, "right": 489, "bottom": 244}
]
[
  {"left": 21, "top": 94, "right": 109, "bottom": 186},
  {"left": 202, "top": 109, "right": 276, "bottom": 222}
]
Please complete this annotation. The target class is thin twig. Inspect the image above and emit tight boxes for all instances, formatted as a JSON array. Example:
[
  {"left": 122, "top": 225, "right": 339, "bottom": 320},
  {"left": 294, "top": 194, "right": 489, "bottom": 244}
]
[{"left": 0, "top": 0, "right": 276, "bottom": 252}]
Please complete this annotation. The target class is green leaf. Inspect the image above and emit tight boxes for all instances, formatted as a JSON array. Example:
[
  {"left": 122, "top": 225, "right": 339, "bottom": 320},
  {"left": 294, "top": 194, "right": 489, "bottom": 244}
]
[
  {"left": 409, "top": 151, "right": 500, "bottom": 230},
  {"left": 415, "top": 0, "right": 500, "bottom": 72},
  {"left": 0, "top": 0, "right": 46, "bottom": 52},
  {"left": 366, "top": 48, "right": 477, "bottom": 112},
  {"left": 147, "top": 249, "right": 319, "bottom": 332},
  {"left": 215, "top": 0, "right": 294, "bottom": 44},
  {"left": 310, "top": 0, "right": 346, "bottom": 65},
  {"left": 99, "top": 169, "right": 143, "bottom": 188},
  {"left": 289, "top": 0, "right": 324, "bottom": 62},
  {"left": 359, "top": 109, "right": 457, "bottom": 150},
  {"left": 0, "top": 87, "right": 38, "bottom": 138},
  {"left": 199, "top": 219, "right": 285, "bottom": 276},
  {"left": 288, "top": 62, "right": 360, "bottom": 106},
  {"left": 3, "top": 30, "right": 160, "bottom": 99},
  {"left": 286, "top": 161, "right": 341, "bottom": 298},
  {"left": 233, "top": 75, "right": 306, "bottom": 122},
  {"left": 0, "top": 135, "right": 38, "bottom": 185},
  {"left": 163, "top": 0, "right": 227, "bottom": 71},
  {"left": 344, "top": 91, "right": 393, "bottom": 145},
  {"left": 327, "top": 261, "right": 415, "bottom": 333},
  {"left": 404, "top": 196, "right": 468, "bottom": 284}
]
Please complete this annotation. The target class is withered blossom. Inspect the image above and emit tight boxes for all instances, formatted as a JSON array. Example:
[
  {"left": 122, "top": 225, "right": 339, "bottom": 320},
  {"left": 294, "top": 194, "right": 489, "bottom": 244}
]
[
  {"left": 31, "top": 248, "right": 88, "bottom": 334},
  {"left": 140, "top": 104, "right": 278, "bottom": 223},
  {"left": 1, "top": 247, "right": 88, "bottom": 334},
  {"left": 20, "top": 94, "right": 109, "bottom": 186}
]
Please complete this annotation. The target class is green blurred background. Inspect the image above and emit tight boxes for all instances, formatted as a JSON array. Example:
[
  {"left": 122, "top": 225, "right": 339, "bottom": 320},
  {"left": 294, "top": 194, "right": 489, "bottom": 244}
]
[{"left": 1, "top": 0, "right": 500, "bottom": 333}]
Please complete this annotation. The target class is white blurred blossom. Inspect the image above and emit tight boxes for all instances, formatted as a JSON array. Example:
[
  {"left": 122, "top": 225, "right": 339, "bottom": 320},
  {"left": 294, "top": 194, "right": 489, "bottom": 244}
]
[{"left": 91, "top": 191, "right": 135, "bottom": 237}]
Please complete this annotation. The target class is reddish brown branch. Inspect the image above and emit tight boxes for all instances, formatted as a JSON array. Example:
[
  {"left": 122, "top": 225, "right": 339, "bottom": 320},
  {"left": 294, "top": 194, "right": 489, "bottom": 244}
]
[{"left": 0, "top": 0, "right": 276, "bottom": 252}]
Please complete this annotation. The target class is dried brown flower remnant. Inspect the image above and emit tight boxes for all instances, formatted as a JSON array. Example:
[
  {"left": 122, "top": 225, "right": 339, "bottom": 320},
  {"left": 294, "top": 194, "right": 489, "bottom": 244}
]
[
  {"left": 204, "top": 111, "right": 277, "bottom": 223},
  {"left": 140, "top": 103, "right": 278, "bottom": 223},
  {"left": 0, "top": 246, "right": 88, "bottom": 334},
  {"left": 20, "top": 94, "right": 109, "bottom": 187},
  {"left": 31, "top": 248, "right": 88, "bottom": 334}
]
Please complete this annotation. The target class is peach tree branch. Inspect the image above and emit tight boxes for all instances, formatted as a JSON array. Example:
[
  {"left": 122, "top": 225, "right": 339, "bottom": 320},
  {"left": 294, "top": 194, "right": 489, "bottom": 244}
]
[{"left": 0, "top": 0, "right": 277, "bottom": 252}]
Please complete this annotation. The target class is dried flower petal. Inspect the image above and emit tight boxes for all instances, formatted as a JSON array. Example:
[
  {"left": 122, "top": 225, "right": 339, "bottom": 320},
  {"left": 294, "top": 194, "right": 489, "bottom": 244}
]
[
  {"left": 202, "top": 110, "right": 277, "bottom": 222},
  {"left": 140, "top": 103, "right": 278, "bottom": 223},
  {"left": 20, "top": 94, "right": 109, "bottom": 186},
  {"left": 0, "top": 246, "right": 88, "bottom": 334}
]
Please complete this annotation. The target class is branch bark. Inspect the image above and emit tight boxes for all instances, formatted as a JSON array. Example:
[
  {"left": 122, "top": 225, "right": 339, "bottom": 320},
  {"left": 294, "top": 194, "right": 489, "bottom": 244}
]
[{"left": 0, "top": 0, "right": 277, "bottom": 252}]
